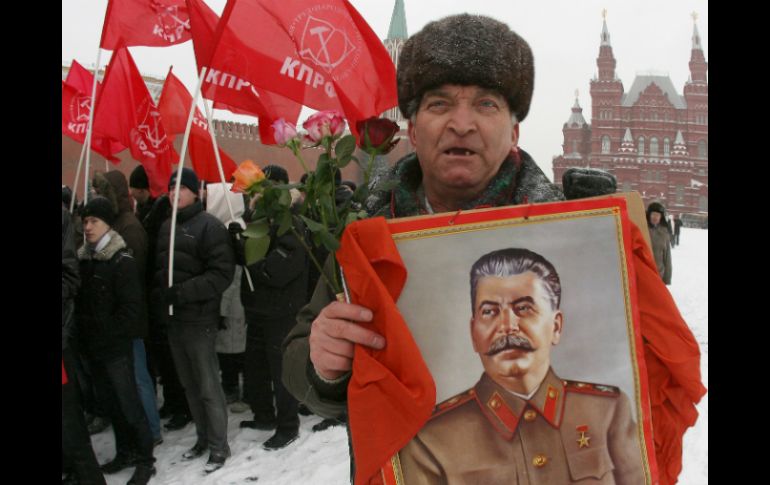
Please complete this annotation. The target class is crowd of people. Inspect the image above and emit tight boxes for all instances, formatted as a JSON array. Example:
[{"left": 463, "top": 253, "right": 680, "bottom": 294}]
[{"left": 62, "top": 10, "right": 702, "bottom": 485}]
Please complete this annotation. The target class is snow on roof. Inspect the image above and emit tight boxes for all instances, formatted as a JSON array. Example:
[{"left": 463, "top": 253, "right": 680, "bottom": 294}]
[{"left": 622, "top": 74, "right": 687, "bottom": 109}]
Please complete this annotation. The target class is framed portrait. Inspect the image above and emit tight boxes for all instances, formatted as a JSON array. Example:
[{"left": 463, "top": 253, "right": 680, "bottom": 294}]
[{"left": 368, "top": 195, "right": 657, "bottom": 485}]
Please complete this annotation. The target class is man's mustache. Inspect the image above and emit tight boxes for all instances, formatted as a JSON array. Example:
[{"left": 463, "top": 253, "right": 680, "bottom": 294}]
[{"left": 485, "top": 334, "right": 534, "bottom": 356}]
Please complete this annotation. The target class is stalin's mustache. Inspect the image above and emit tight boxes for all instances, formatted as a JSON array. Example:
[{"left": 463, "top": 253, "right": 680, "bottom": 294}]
[{"left": 485, "top": 334, "right": 534, "bottom": 356}]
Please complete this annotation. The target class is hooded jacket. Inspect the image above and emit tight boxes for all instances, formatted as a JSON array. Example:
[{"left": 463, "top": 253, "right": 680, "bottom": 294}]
[
  {"left": 93, "top": 171, "right": 148, "bottom": 283},
  {"left": 75, "top": 230, "right": 143, "bottom": 361}
]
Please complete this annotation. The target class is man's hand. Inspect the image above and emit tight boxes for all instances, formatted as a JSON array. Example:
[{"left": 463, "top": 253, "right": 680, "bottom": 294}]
[{"left": 309, "top": 301, "right": 385, "bottom": 381}]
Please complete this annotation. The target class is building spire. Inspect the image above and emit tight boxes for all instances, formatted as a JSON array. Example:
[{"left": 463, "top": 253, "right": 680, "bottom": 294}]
[
  {"left": 596, "top": 10, "right": 617, "bottom": 81},
  {"left": 687, "top": 12, "right": 707, "bottom": 84},
  {"left": 601, "top": 9, "right": 611, "bottom": 46},
  {"left": 387, "top": 0, "right": 408, "bottom": 41},
  {"left": 691, "top": 12, "right": 702, "bottom": 50}
]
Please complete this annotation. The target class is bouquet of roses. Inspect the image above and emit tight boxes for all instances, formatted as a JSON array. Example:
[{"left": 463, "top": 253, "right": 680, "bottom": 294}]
[{"left": 231, "top": 110, "right": 400, "bottom": 294}]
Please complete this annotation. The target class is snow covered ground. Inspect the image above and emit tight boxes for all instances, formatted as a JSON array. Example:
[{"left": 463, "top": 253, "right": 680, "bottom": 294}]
[{"left": 91, "top": 228, "right": 708, "bottom": 485}]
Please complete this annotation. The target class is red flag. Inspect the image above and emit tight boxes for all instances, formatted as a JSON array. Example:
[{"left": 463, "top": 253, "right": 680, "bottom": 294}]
[
  {"left": 207, "top": 0, "right": 397, "bottom": 132},
  {"left": 61, "top": 81, "right": 124, "bottom": 162},
  {"left": 100, "top": 0, "right": 192, "bottom": 50},
  {"left": 93, "top": 46, "right": 176, "bottom": 197},
  {"left": 187, "top": 0, "right": 302, "bottom": 144},
  {"left": 64, "top": 60, "right": 98, "bottom": 95},
  {"left": 158, "top": 68, "right": 238, "bottom": 183}
]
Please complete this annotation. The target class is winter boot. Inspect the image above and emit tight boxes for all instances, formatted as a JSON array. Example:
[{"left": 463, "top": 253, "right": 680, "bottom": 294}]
[
  {"left": 100, "top": 453, "right": 136, "bottom": 474},
  {"left": 127, "top": 464, "right": 156, "bottom": 485},
  {"left": 182, "top": 442, "right": 208, "bottom": 461},
  {"left": 203, "top": 450, "right": 230, "bottom": 474},
  {"left": 263, "top": 428, "right": 299, "bottom": 450}
]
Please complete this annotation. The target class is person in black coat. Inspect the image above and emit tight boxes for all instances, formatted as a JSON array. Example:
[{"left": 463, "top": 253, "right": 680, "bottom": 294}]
[
  {"left": 62, "top": 206, "right": 106, "bottom": 485},
  {"left": 151, "top": 168, "right": 235, "bottom": 473},
  {"left": 230, "top": 164, "right": 308, "bottom": 450},
  {"left": 75, "top": 197, "right": 156, "bottom": 485}
]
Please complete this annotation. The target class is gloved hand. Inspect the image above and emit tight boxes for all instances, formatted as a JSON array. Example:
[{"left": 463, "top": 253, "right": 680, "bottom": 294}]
[
  {"left": 228, "top": 222, "right": 244, "bottom": 238},
  {"left": 164, "top": 285, "right": 181, "bottom": 306},
  {"left": 562, "top": 168, "right": 617, "bottom": 200}
]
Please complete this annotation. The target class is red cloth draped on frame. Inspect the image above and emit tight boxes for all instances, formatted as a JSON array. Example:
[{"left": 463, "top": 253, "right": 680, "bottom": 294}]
[{"left": 337, "top": 216, "right": 705, "bottom": 485}]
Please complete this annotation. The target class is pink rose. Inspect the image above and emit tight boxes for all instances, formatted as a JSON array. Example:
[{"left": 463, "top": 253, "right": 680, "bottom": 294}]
[
  {"left": 302, "top": 110, "right": 346, "bottom": 144},
  {"left": 272, "top": 119, "right": 298, "bottom": 146}
]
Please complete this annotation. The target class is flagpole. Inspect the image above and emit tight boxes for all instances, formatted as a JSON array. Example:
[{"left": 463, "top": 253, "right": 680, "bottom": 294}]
[
  {"left": 168, "top": 66, "right": 208, "bottom": 315},
  {"left": 83, "top": 48, "right": 103, "bottom": 206},
  {"left": 202, "top": 96, "right": 254, "bottom": 292},
  {"left": 69, "top": 142, "right": 88, "bottom": 214}
]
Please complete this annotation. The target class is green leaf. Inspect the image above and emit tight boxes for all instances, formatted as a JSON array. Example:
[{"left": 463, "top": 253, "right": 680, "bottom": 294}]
[
  {"left": 245, "top": 234, "right": 270, "bottom": 264},
  {"left": 300, "top": 215, "right": 326, "bottom": 233},
  {"left": 318, "top": 228, "right": 340, "bottom": 252},
  {"left": 243, "top": 220, "right": 270, "bottom": 239},
  {"left": 344, "top": 211, "right": 361, "bottom": 226},
  {"left": 278, "top": 189, "right": 292, "bottom": 207},
  {"left": 277, "top": 211, "right": 293, "bottom": 236},
  {"left": 335, "top": 135, "right": 357, "bottom": 167}
]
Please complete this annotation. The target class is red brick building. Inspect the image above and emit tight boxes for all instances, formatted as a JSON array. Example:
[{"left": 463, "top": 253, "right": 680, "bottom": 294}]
[{"left": 552, "top": 16, "right": 708, "bottom": 221}]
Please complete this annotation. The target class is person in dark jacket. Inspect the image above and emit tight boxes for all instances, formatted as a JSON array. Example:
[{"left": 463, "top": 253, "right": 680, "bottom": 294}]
[
  {"left": 92, "top": 170, "right": 161, "bottom": 444},
  {"left": 129, "top": 165, "right": 156, "bottom": 223},
  {"left": 75, "top": 196, "right": 156, "bottom": 485},
  {"left": 62, "top": 206, "right": 106, "bottom": 485},
  {"left": 646, "top": 202, "right": 672, "bottom": 285},
  {"left": 151, "top": 168, "right": 235, "bottom": 472},
  {"left": 231, "top": 164, "right": 308, "bottom": 450}
]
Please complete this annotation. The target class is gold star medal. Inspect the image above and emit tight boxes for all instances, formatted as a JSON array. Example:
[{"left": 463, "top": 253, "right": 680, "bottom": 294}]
[{"left": 576, "top": 425, "right": 591, "bottom": 448}]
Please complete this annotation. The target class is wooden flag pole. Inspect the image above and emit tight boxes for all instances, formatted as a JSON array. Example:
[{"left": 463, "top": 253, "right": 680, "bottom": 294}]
[{"left": 201, "top": 96, "right": 255, "bottom": 292}]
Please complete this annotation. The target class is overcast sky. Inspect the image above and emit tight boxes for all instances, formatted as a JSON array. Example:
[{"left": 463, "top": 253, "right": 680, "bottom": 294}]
[{"left": 61, "top": 0, "right": 708, "bottom": 179}]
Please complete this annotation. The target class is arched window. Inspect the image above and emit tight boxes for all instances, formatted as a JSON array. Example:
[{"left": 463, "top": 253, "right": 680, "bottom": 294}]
[
  {"left": 638, "top": 137, "right": 645, "bottom": 155},
  {"left": 649, "top": 137, "right": 659, "bottom": 156},
  {"left": 572, "top": 140, "right": 578, "bottom": 154},
  {"left": 601, "top": 135, "right": 611, "bottom": 154},
  {"left": 663, "top": 138, "right": 671, "bottom": 156},
  {"left": 698, "top": 140, "right": 707, "bottom": 158}
]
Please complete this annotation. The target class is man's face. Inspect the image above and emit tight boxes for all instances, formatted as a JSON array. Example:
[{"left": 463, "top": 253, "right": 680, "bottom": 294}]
[
  {"left": 409, "top": 85, "right": 518, "bottom": 196},
  {"left": 650, "top": 211, "right": 662, "bottom": 225},
  {"left": 130, "top": 187, "right": 151, "bottom": 205},
  {"left": 169, "top": 185, "right": 197, "bottom": 209},
  {"left": 470, "top": 272, "right": 562, "bottom": 389},
  {"left": 83, "top": 216, "right": 110, "bottom": 245}
]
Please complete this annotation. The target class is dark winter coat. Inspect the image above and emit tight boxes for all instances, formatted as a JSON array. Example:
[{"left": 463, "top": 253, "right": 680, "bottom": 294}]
[
  {"left": 366, "top": 148, "right": 564, "bottom": 218},
  {"left": 236, "top": 218, "right": 309, "bottom": 318},
  {"left": 75, "top": 230, "right": 143, "bottom": 361},
  {"left": 283, "top": 147, "right": 566, "bottom": 419},
  {"left": 93, "top": 171, "right": 148, "bottom": 283},
  {"left": 152, "top": 200, "right": 235, "bottom": 327},
  {"left": 62, "top": 207, "right": 80, "bottom": 351},
  {"left": 140, "top": 194, "right": 171, "bottom": 289}
]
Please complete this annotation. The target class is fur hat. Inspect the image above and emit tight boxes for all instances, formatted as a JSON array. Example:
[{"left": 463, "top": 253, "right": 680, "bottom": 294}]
[
  {"left": 169, "top": 168, "right": 200, "bottom": 195},
  {"left": 81, "top": 196, "right": 116, "bottom": 227},
  {"left": 397, "top": 14, "right": 534, "bottom": 121},
  {"left": 647, "top": 201, "right": 666, "bottom": 217},
  {"left": 129, "top": 165, "right": 149, "bottom": 189},
  {"left": 562, "top": 168, "right": 617, "bottom": 200}
]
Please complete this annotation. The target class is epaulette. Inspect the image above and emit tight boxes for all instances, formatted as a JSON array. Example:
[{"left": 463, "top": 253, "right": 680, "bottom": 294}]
[
  {"left": 430, "top": 388, "right": 476, "bottom": 419},
  {"left": 563, "top": 380, "right": 620, "bottom": 397}
]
